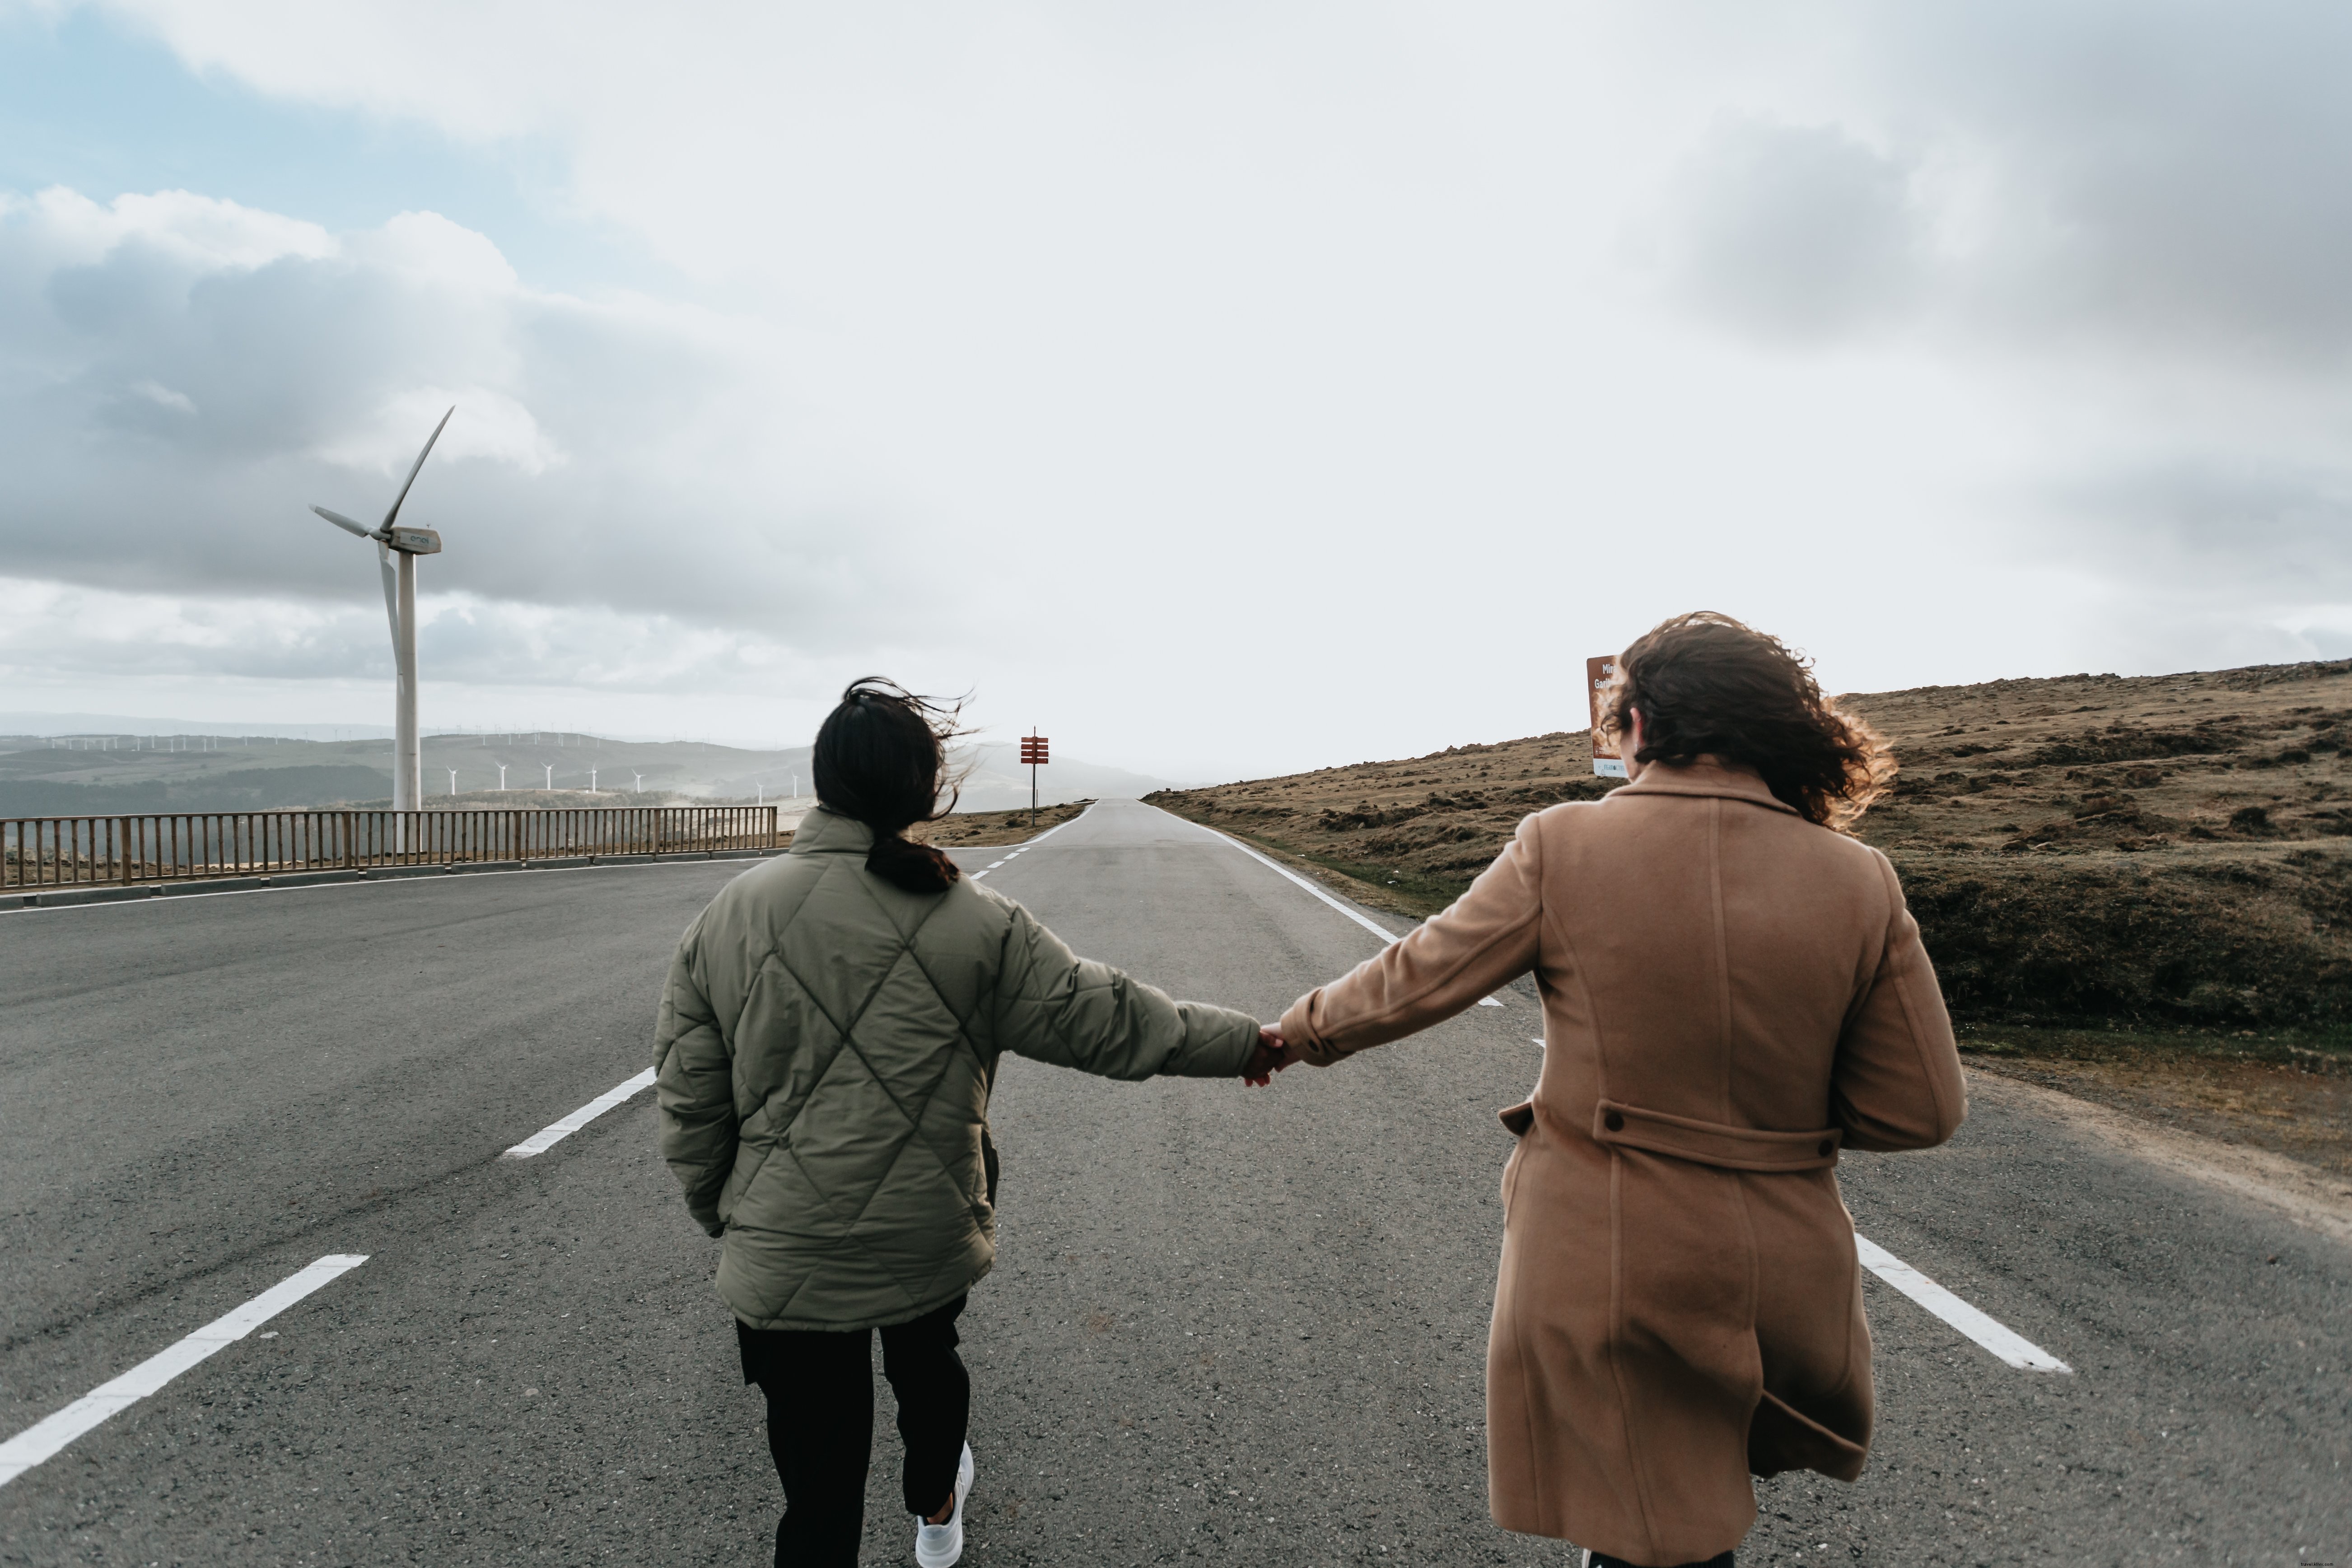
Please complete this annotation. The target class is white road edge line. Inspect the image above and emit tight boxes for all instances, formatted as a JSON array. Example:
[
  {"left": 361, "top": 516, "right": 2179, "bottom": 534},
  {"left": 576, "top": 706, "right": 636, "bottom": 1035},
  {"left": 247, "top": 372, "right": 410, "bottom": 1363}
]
[
  {"left": 504, "top": 1068, "right": 657, "bottom": 1158},
  {"left": 0, "top": 1254, "right": 369, "bottom": 1487},
  {"left": 1204, "top": 826, "right": 1404, "bottom": 946},
  {"left": 1853, "top": 1235, "right": 2072, "bottom": 1373},
  {"left": 1203, "top": 821, "right": 1508, "bottom": 1005}
]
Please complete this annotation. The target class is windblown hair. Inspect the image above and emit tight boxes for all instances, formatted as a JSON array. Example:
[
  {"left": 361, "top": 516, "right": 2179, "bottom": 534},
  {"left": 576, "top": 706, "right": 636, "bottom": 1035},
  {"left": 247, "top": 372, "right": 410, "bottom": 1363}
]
[
  {"left": 812, "top": 678, "right": 971, "bottom": 893},
  {"left": 1605, "top": 612, "right": 1893, "bottom": 831}
]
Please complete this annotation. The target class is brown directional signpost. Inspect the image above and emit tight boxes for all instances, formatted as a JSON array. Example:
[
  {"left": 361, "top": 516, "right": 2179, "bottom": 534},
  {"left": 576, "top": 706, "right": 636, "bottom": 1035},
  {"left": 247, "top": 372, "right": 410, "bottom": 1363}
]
[{"left": 1019, "top": 731, "right": 1049, "bottom": 830}]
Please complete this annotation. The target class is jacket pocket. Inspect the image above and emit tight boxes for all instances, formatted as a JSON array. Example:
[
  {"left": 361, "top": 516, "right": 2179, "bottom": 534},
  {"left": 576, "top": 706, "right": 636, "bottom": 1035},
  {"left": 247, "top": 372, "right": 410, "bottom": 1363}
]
[
  {"left": 1498, "top": 1100, "right": 1535, "bottom": 1137},
  {"left": 717, "top": 1140, "right": 773, "bottom": 1228}
]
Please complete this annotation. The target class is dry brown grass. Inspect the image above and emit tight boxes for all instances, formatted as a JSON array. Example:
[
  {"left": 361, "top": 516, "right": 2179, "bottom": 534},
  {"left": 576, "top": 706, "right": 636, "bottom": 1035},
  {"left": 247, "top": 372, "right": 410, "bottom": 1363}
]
[
  {"left": 910, "top": 799, "right": 1092, "bottom": 849},
  {"left": 1956, "top": 1026, "right": 2351, "bottom": 1174}
]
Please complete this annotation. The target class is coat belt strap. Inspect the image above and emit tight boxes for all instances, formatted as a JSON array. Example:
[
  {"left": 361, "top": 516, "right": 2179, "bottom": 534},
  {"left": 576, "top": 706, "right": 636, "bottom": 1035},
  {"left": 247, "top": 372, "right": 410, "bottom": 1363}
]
[{"left": 1591, "top": 1098, "right": 1841, "bottom": 1171}]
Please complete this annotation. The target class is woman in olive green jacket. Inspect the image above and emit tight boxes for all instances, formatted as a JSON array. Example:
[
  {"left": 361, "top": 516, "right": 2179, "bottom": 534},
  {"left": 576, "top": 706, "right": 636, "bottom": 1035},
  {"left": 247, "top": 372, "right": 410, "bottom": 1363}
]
[{"left": 654, "top": 679, "right": 1279, "bottom": 1568}]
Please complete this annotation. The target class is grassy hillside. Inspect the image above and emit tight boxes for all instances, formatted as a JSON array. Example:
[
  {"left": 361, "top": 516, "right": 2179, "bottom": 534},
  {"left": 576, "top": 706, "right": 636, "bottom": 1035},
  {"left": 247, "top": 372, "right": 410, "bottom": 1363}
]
[
  {"left": 0, "top": 765, "right": 397, "bottom": 816},
  {"left": 1152, "top": 659, "right": 2352, "bottom": 1031}
]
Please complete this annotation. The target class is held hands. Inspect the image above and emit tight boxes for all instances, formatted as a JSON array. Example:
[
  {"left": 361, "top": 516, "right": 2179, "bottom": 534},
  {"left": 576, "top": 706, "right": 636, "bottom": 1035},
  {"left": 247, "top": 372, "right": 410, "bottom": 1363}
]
[{"left": 1242, "top": 1026, "right": 1298, "bottom": 1087}]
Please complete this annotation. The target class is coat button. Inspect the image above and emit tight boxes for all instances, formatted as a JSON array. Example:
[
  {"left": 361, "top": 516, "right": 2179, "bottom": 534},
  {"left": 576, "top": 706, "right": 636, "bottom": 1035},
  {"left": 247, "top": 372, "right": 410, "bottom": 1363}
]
[
  {"left": 1817, "top": 1139, "right": 1835, "bottom": 1157},
  {"left": 1603, "top": 1111, "right": 1625, "bottom": 1133}
]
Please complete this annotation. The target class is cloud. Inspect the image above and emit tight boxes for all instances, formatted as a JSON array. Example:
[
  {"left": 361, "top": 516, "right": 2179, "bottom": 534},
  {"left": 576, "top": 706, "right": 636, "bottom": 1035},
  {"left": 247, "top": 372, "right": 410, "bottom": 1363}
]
[
  {"left": 4, "top": 185, "right": 333, "bottom": 272},
  {"left": 130, "top": 378, "right": 194, "bottom": 412},
  {"left": 0, "top": 184, "right": 972, "bottom": 648},
  {"left": 1879, "top": 0, "right": 2352, "bottom": 365},
  {"left": 1650, "top": 118, "right": 1923, "bottom": 343},
  {"left": 0, "top": 573, "right": 862, "bottom": 694},
  {"left": 1637, "top": 0, "right": 2352, "bottom": 370},
  {"left": 2046, "top": 459, "right": 2352, "bottom": 598},
  {"left": 312, "top": 387, "right": 563, "bottom": 477}
]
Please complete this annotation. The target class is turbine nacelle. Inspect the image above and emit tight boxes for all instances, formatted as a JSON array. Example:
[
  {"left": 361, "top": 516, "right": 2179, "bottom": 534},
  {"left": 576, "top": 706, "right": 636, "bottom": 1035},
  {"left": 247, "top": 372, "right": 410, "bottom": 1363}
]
[{"left": 309, "top": 506, "right": 442, "bottom": 556}]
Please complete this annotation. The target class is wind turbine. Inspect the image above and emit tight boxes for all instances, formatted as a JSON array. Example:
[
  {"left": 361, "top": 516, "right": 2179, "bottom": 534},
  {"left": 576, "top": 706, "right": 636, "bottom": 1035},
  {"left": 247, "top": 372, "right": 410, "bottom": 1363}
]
[{"left": 309, "top": 407, "right": 454, "bottom": 820}]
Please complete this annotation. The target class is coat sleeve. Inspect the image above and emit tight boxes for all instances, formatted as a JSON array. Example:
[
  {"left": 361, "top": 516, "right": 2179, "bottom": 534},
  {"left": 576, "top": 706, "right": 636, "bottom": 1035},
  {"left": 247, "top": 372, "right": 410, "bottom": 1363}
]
[
  {"left": 1276, "top": 811, "right": 1545, "bottom": 1065},
  {"left": 1831, "top": 853, "right": 1967, "bottom": 1151},
  {"left": 990, "top": 897, "right": 1260, "bottom": 1079},
  {"left": 653, "top": 912, "right": 736, "bottom": 1237}
]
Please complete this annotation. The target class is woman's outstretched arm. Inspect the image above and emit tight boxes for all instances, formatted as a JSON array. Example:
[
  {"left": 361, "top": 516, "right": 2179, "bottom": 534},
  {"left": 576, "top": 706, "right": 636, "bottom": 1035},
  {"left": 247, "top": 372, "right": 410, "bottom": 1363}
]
[
  {"left": 989, "top": 895, "right": 1260, "bottom": 1080},
  {"left": 1276, "top": 811, "right": 1545, "bottom": 1065}
]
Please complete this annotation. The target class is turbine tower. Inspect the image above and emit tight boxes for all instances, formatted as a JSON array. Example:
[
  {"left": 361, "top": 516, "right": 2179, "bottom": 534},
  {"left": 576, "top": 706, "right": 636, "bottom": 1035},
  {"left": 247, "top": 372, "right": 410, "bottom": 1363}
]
[{"left": 309, "top": 409, "right": 453, "bottom": 818}]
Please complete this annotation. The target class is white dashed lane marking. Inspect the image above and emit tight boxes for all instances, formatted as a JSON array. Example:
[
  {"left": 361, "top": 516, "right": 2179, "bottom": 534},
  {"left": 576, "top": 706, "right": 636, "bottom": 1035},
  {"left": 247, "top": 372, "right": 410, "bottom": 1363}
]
[
  {"left": 504, "top": 1068, "right": 656, "bottom": 1157},
  {"left": 1855, "top": 1237, "right": 2072, "bottom": 1372},
  {"left": 967, "top": 803, "right": 1093, "bottom": 882},
  {"left": 0, "top": 1255, "right": 369, "bottom": 1487}
]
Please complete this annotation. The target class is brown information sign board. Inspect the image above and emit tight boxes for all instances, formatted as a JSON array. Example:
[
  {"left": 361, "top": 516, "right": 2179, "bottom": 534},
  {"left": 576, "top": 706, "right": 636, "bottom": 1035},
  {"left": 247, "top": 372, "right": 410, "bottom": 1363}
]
[{"left": 1587, "top": 655, "right": 1626, "bottom": 778}]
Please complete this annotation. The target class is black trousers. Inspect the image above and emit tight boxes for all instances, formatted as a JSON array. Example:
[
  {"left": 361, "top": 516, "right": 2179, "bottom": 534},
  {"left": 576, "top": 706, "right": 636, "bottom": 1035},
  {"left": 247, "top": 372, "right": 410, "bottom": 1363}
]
[
  {"left": 736, "top": 1296, "right": 971, "bottom": 1568},
  {"left": 1589, "top": 1553, "right": 1734, "bottom": 1568}
]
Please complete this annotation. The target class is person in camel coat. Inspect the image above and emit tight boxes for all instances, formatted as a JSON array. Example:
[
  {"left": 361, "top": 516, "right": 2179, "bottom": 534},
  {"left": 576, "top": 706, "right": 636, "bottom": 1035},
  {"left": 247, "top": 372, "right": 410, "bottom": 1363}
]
[{"left": 1273, "top": 613, "right": 1965, "bottom": 1568}]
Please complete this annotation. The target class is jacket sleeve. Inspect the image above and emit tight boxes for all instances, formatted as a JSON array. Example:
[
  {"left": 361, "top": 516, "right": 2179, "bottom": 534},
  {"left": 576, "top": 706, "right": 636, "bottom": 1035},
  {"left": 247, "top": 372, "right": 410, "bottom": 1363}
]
[
  {"left": 1831, "top": 854, "right": 1967, "bottom": 1151},
  {"left": 653, "top": 913, "right": 736, "bottom": 1236},
  {"left": 1276, "top": 811, "right": 1544, "bottom": 1065},
  {"left": 990, "top": 898, "right": 1260, "bottom": 1078}
]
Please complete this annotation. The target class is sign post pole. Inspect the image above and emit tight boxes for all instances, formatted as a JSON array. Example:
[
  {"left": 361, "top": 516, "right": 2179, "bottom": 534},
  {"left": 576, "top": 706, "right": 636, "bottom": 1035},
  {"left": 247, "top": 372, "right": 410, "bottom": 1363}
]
[{"left": 1018, "top": 731, "right": 1050, "bottom": 831}]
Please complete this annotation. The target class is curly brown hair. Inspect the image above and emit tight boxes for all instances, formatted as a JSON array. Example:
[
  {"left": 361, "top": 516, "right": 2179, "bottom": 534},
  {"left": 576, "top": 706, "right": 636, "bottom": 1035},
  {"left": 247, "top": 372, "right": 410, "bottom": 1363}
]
[{"left": 1605, "top": 612, "right": 1893, "bottom": 831}]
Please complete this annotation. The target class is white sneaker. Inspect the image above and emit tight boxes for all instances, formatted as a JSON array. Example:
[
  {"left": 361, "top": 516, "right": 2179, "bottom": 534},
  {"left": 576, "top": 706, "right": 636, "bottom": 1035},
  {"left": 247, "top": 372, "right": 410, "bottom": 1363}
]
[{"left": 914, "top": 1442, "right": 974, "bottom": 1568}]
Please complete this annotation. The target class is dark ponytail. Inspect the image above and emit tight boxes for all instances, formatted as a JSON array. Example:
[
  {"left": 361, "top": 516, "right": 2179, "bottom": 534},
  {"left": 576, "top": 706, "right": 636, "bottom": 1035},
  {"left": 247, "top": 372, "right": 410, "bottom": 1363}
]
[{"left": 811, "top": 677, "right": 968, "bottom": 894}]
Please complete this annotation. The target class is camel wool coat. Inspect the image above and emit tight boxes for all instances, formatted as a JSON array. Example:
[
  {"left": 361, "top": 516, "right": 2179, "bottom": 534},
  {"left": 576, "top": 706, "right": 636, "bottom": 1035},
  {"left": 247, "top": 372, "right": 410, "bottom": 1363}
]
[{"left": 1277, "top": 759, "right": 1964, "bottom": 1565}]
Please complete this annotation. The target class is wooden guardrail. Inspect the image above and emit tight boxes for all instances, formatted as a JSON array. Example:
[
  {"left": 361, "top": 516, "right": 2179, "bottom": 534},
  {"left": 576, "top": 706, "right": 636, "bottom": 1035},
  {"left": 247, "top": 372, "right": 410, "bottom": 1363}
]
[{"left": 1, "top": 806, "right": 781, "bottom": 891}]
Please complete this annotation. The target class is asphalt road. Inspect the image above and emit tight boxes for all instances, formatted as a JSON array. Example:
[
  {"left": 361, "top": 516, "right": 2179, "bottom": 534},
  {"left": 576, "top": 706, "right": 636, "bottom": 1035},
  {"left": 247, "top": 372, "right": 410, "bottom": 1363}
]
[{"left": 1, "top": 798, "right": 2345, "bottom": 1566}]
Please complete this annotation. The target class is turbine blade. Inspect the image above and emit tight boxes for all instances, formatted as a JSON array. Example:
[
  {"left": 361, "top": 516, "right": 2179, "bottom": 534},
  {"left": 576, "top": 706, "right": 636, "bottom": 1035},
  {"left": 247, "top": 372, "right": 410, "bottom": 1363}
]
[
  {"left": 312, "top": 504, "right": 375, "bottom": 539},
  {"left": 378, "top": 405, "right": 455, "bottom": 532},
  {"left": 377, "top": 541, "right": 401, "bottom": 648}
]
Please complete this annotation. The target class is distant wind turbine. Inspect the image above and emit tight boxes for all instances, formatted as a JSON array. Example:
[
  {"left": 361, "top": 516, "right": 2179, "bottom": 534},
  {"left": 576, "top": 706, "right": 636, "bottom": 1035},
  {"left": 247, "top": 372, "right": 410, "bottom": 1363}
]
[{"left": 308, "top": 407, "right": 454, "bottom": 821}]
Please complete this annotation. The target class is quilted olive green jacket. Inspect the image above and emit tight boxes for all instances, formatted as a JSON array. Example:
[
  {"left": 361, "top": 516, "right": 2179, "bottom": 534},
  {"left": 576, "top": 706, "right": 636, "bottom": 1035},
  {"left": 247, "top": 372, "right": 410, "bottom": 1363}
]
[{"left": 654, "top": 807, "right": 1260, "bottom": 1331}]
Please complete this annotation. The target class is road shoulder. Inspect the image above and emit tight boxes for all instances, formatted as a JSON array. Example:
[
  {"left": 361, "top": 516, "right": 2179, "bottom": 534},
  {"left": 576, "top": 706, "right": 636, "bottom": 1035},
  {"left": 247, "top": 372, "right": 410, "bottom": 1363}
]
[{"left": 1964, "top": 1067, "right": 2352, "bottom": 1246}]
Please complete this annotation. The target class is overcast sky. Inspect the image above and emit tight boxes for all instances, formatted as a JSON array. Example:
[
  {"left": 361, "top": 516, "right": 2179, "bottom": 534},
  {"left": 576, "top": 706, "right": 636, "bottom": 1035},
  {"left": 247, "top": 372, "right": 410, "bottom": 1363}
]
[{"left": 3, "top": 1, "right": 2347, "bottom": 779}]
